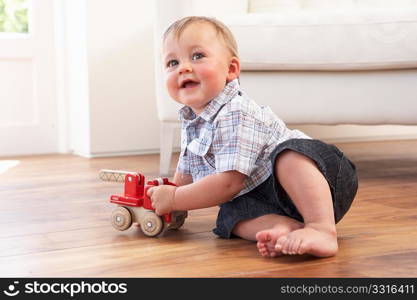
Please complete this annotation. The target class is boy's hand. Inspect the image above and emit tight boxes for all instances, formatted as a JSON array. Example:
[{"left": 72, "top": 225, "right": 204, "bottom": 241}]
[{"left": 147, "top": 185, "right": 177, "bottom": 216}]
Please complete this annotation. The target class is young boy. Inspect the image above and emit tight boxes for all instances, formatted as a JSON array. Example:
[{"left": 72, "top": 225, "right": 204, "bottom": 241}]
[{"left": 148, "top": 16, "right": 358, "bottom": 258}]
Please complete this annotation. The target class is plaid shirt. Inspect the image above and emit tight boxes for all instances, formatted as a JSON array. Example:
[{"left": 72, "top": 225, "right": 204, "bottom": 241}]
[{"left": 177, "top": 79, "right": 310, "bottom": 197}]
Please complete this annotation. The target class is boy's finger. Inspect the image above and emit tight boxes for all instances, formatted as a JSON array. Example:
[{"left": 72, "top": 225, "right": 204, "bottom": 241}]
[{"left": 147, "top": 187, "right": 155, "bottom": 197}]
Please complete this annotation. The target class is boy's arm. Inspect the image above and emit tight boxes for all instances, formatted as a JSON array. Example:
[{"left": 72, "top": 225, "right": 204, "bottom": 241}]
[
  {"left": 147, "top": 170, "right": 246, "bottom": 215},
  {"left": 173, "top": 170, "right": 246, "bottom": 211}
]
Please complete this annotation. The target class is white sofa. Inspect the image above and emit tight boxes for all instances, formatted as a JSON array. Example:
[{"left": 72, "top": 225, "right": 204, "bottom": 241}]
[{"left": 153, "top": 0, "right": 417, "bottom": 175}]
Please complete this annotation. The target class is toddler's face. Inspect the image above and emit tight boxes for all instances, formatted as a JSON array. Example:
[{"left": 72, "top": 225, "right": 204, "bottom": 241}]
[{"left": 163, "top": 22, "right": 239, "bottom": 115}]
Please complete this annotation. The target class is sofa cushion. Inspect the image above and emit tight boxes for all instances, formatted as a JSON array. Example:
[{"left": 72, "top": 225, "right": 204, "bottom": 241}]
[{"left": 220, "top": 8, "right": 417, "bottom": 70}]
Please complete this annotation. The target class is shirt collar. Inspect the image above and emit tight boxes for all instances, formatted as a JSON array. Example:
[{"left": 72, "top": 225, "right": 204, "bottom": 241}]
[{"left": 179, "top": 79, "right": 240, "bottom": 123}]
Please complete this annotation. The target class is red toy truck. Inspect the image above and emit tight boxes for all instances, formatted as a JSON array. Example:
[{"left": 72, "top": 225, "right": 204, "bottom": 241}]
[{"left": 99, "top": 169, "right": 187, "bottom": 237}]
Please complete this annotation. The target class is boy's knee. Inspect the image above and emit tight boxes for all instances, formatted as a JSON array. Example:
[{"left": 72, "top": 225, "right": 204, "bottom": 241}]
[{"left": 274, "top": 150, "right": 313, "bottom": 175}]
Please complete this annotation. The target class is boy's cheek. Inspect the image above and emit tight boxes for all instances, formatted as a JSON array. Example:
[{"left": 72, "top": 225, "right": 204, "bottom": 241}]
[
  {"left": 165, "top": 75, "right": 178, "bottom": 98},
  {"left": 164, "top": 72, "right": 176, "bottom": 87},
  {"left": 199, "top": 63, "right": 226, "bottom": 83},
  {"left": 199, "top": 68, "right": 228, "bottom": 96}
]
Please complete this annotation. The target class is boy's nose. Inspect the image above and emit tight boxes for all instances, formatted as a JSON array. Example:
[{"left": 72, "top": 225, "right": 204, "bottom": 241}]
[{"left": 178, "top": 62, "right": 192, "bottom": 74}]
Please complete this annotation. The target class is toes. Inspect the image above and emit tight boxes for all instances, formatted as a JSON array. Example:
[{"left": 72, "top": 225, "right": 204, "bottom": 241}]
[
  {"left": 284, "top": 236, "right": 296, "bottom": 255},
  {"left": 274, "top": 235, "right": 287, "bottom": 253},
  {"left": 282, "top": 237, "right": 293, "bottom": 255},
  {"left": 290, "top": 238, "right": 302, "bottom": 255},
  {"left": 257, "top": 242, "right": 266, "bottom": 253},
  {"left": 283, "top": 238, "right": 293, "bottom": 255},
  {"left": 298, "top": 240, "right": 309, "bottom": 255},
  {"left": 257, "top": 230, "right": 280, "bottom": 258},
  {"left": 266, "top": 241, "right": 277, "bottom": 253},
  {"left": 286, "top": 238, "right": 296, "bottom": 255},
  {"left": 257, "top": 240, "right": 281, "bottom": 258},
  {"left": 275, "top": 235, "right": 303, "bottom": 255},
  {"left": 257, "top": 241, "right": 270, "bottom": 257},
  {"left": 255, "top": 230, "right": 271, "bottom": 243}
]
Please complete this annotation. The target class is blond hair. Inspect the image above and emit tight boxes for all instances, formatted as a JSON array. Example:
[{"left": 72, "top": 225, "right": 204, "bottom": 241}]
[{"left": 163, "top": 16, "right": 239, "bottom": 58}]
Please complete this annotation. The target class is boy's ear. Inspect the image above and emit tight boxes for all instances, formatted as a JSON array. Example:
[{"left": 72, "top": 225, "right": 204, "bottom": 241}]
[{"left": 227, "top": 57, "right": 240, "bottom": 82}]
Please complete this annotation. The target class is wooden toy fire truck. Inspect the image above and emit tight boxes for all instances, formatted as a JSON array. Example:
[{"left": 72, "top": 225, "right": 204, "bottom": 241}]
[{"left": 99, "top": 169, "right": 187, "bottom": 237}]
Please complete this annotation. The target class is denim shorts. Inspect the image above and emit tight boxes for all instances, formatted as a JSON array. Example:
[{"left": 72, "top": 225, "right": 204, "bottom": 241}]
[{"left": 212, "top": 139, "right": 358, "bottom": 239}]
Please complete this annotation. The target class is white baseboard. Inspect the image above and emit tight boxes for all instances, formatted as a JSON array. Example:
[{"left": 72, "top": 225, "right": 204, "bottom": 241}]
[{"left": 74, "top": 147, "right": 182, "bottom": 158}]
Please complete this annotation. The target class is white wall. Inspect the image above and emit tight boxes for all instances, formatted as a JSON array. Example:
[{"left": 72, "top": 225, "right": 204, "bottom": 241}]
[
  {"left": 64, "top": 0, "right": 91, "bottom": 156},
  {"left": 86, "top": 0, "right": 159, "bottom": 156},
  {"left": 63, "top": 0, "right": 417, "bottom": 157},
  {"left": 65, "top": 0, "right": 161, "bottom": 157}
]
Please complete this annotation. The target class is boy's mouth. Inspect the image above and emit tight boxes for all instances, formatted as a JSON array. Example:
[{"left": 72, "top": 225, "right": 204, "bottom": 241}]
[{"left": 180, "top": 79, "right": 199, "bottom": 89}]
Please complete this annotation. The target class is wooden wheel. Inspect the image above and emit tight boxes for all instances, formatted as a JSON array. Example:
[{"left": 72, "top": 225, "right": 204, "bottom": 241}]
[
  {"left": 111, "top": 207, "right": 132, "bottom": 231},
  {"left": 140, "top": 212, "right": 164, "bottom": 237},
  {"left": 168, "top": 211, "right": 187, "bottom": 230}
]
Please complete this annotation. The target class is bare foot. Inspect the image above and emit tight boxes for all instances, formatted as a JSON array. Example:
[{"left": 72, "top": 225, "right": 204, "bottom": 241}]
[
  {"left": 256, "top": 219, "right": 303, "bottom": 258},
  {"left": 275, "top": 227, "right": 338, "bottom": 257}
]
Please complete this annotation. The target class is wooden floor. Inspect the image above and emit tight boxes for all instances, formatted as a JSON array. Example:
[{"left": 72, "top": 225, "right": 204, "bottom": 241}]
[{"left": 1, "top": 139, "right": 417, "bottom": 277}]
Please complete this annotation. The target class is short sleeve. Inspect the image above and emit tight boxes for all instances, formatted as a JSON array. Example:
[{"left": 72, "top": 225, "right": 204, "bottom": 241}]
[
  {"left": 176, "top": 126, "right": 192, "bottom": 175},
  {"left": 176, "top": 149, "right": 191, "bottom": 174},
  {"left": 212, "top": 110, "right": 269, "bottom": 176}
]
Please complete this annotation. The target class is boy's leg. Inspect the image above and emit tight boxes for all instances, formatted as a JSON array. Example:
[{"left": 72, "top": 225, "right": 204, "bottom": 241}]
[
  {"left": 232, "top": 214, "right": 303, "bottom": 257},
  {"left": 258, "top": 150, "right": 338, "bottom": 257}
]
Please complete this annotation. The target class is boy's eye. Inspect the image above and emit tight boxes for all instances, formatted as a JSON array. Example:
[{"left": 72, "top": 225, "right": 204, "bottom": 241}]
[
  {"left": 192, "top": 52, "right": 204, "bottom": 60},
  {"left": 166, "top": 59, "right": 178, "bottom": 68}
]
